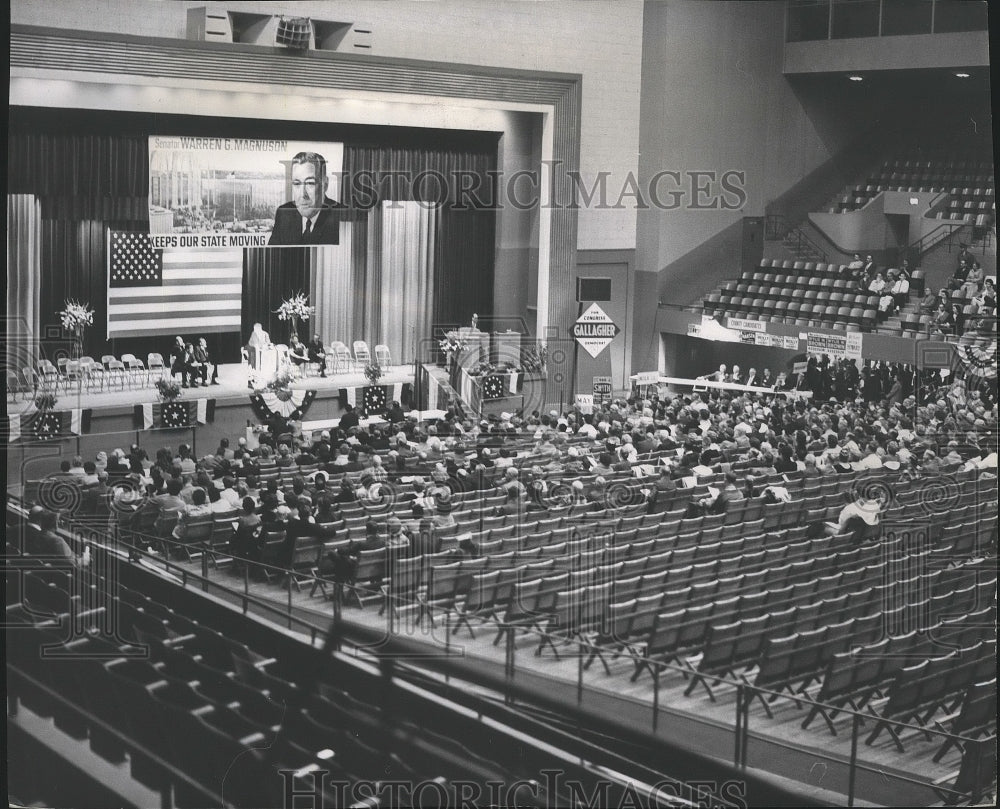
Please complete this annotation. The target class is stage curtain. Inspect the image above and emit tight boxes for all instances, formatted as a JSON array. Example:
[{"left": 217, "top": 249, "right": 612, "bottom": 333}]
[
  {"left": 342, "top": 144, "right": 496, "bottom": 208},
  {"left": 309, "top": 222, "right": 355, "bottom": 345},
  {"left": 40, "top": 219, "right": 118, "bottom": 361},
  {"left": 7, "top": 195, "right": 42, "bottom": 361},
  {"left": 379, "top": 202, "right": 437, "bottom": 365},
  {"left": 241, "top": 248, "right": 311, "bottom": 347},
  {"left": 357, "top": 205, "right": 384, "bottom": 355},
  {"left": 7, "top": 132, "right": 149, "bottom": 221},
  {"left": 434, "top": 205, "right": 496, "bottom": 330}
]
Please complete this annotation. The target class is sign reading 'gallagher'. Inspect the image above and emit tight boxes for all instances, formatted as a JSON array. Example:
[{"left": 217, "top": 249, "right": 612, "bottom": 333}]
[{"left": 572, "top": 303, "right": 621, "bottom": 358}]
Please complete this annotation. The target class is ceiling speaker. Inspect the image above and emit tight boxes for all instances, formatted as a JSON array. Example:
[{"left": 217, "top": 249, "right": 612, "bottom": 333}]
[{"left": 275, "top": 16, "right": 312, "bottom": 49}]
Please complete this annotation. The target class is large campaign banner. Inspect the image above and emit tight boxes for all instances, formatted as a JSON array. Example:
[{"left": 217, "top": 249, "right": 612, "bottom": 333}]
[{"left": 148, "top": 137, "right": 344, "bottom": 248}]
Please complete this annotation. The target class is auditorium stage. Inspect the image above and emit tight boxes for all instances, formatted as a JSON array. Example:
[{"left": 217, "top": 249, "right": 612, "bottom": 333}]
[
  {"left": 6, "top": 363, "right": 415, "bottom": 415},
  {"left": 5, "top": 363, "right": 416, "bottom": 486}
]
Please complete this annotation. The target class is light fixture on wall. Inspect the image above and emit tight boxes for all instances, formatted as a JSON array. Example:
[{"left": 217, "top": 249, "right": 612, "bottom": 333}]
[
  {"left": 848, "top": 75, "right": 864, "bottom": 82},
  {"left": 955, "top": 72, "right": 971, "bottom": 78},
  {"left": 275, "top": 16, "right": 312, "bottom": 49}
]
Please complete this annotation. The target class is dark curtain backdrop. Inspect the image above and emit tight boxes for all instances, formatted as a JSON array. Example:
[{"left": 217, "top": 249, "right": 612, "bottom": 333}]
[
  {"left": 434, "top": 205, "right": 496, "bottom": 328},
  {"left": 241, "top": 248, "right": 311, "bottom": 345},
  {"left": 341, "top": 144, "right": 497, "bottom": 208}
]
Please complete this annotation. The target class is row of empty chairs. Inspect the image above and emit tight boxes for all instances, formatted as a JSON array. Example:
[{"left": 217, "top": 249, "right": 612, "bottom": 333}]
[
  {"left": 9, "top": 354, "right": 169, "bottom": 399},
  {"left": 832, "top": 152, "right": 994, "bottom": 213},
  {"left": 703, "top": 258, "right": 928, "bottom": 332},
  {"left": 9, "top": 341, "right": 397, "bottom": 400}
]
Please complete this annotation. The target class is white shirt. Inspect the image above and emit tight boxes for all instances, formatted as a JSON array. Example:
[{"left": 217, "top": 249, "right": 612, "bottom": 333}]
[
  {"left": 302, "top": 213, "right": 321, "bottom": 234},
  {"left": 890, "top": 278, "right": 910, "bottom": 295},
  {"left": 837, "top": 500, "right": 882, "bottom": 530},
  {"left": 853, "top": 453, "right": 883, "bottom": 471}
]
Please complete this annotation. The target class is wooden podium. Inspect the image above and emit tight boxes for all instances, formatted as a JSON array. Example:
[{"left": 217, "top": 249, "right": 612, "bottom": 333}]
[
  {"left": 450, "top": 329, "right": 488, "bottom": 389},
  {"left": 491, "top": 330, "right": 521, "bottom": 366},
  {"left": 248, "top": 347, "right": 280, "bottom": 387},
  {"left": 457, "top": 328, "right": 488, "bottom": 366}
]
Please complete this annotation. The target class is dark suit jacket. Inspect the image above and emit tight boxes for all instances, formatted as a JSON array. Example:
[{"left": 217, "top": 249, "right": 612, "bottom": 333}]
[{"left": 268, "top": 199, "right": 342, "bottom": 245}]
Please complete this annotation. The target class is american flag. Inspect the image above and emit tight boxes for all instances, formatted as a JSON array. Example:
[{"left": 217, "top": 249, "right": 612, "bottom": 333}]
[{"left": 107, "top": 231, "right": 243, "bottom": 339}]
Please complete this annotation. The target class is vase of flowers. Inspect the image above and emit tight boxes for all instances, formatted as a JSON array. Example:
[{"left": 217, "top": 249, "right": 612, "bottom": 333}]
[
  {"left": 276, "top": 292, "right": 316, "bottom": 339},
  {"left": 266, "top": 368, "right": 295, "bottom": 402},
  {"left": 520, "top": 341, "right": 548, "bottom": 375},
  {"left": 34, "top": 393, "right": 58, "bottom": 413},
  {"left": 58, "top": 300, "right": 94, "bottom": 360},
  {"left": 364, "top": 362, "right": 384, "bottom": 385},
  {"left": 439, "top": 330, "right": 469, "bottom": 370},
  {"left": 155, "top": 378, "right": 182, "bottom": 403}
]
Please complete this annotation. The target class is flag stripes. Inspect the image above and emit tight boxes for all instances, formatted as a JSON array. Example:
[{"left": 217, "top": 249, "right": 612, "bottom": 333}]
[{"left": 108, "top": 231, "right": 243, "bottom": 339}]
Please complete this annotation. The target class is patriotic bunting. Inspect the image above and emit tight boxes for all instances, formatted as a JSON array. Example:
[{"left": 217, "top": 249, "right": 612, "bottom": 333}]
[
  {"left": 134, "top": 399, "right": 217, "bottom": 430},
  {"left": 363, "top": 385, "right": 387, "bottom": 415},
  {"left": 481, "top": 375, "right": 506, "bottom": 400},
  {"left": 338, "top": 383, "right": 413, "bottom": 416},
  {"left": 249, "top": 389, "right": 317, "bottom": 423},
  {"left": 6, "top": 409, "right": 92, "bottom": 442}
]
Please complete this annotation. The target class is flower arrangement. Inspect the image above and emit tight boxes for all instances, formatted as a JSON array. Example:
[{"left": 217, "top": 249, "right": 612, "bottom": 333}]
[
  {"left": 275, "top": 292, "right": 316, "bottom": 336},
  {"left": 439, "top": 330, "right": 469, "bottom": 361},
  {"left": 520, "top": 342, "right": 548, "bottom": 374},
  {"left": 58, "top": 299, "right": 94, "bottom": 333},
  {"left": 34, "top": 393, "right": 58, "bottom": 411},
  {"left": 266, "top": 368, "right": 295, "bottom": 401},
  {"left": 364, "top": 362, "right": 384, "bottom": 384},
  {"left": 155, "top": 377, "right": 182, "bottom": 402},
  {"left": 467, "top": 361, "right": 498, "bottom": 378},
  {"left": 276, "top": 292, "right": 315, "bottom": 322}
]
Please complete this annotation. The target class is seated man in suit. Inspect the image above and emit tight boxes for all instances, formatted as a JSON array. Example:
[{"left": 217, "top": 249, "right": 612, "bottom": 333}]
[
  {"left": 194, "top": 337, "right": 220, "bottom": 386},
  {"left": 268, "top": 151, "right": 342, "bottom": 245},
  {"left": 306, "top": 333, "right": 328, "bottom": 377},
  {"left": 169, "top": 335, "right": 190, "bottom": 386},
  {"left": 182, "top": 342, "right": 202, "bottom": 387}
]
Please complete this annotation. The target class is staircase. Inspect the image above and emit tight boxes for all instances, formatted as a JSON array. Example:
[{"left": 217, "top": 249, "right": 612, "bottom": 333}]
[{"left": 765, "top": 215, "right": 827, "bottom": 263}]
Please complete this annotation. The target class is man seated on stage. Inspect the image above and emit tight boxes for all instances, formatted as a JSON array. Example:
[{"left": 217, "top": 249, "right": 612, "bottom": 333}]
[
  {"left": 246, "top": 322, "right": 271, "bottom": 368},
  {"left": 194, "top": 337, "right": 220, "bottom": 386},
  {"left": 169, "top": 335, "right": 189, "bottom": 386},
  {"left": 183, "top": 342, "right": 202, "bottom": 387},
  {"left": 268, "top": 151, "right": 342, "bottom": 246},
  {"left": 307, "top": 333, "right": 328, "bottom": 378}
]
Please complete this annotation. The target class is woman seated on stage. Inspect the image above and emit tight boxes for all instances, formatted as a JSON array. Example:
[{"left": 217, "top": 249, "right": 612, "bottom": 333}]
[{"left": 288, "top": 334, "right": 309, "bottom": 369}]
